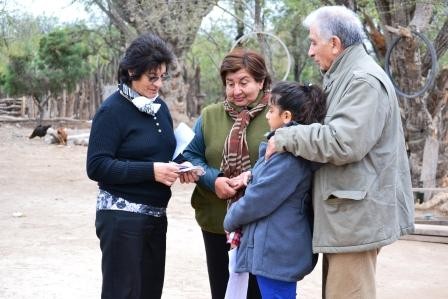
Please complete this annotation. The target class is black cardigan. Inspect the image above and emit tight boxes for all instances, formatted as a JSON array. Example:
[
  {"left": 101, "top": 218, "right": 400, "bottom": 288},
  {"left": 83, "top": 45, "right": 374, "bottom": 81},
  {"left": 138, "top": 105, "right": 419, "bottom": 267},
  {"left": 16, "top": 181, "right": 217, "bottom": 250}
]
[{"left": 86, "top": 91, "right": 176, "bottom": 207}]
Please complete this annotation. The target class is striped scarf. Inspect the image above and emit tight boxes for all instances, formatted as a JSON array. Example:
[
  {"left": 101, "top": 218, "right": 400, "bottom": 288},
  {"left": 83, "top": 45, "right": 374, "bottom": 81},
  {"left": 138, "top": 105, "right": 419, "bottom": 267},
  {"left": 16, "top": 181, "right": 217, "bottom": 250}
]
[
  {"left": 220, "top": 92, "right": 270, "bottom": 201},
  {"left": 222, "top": 92, "right": 269, "bottom": 247}
]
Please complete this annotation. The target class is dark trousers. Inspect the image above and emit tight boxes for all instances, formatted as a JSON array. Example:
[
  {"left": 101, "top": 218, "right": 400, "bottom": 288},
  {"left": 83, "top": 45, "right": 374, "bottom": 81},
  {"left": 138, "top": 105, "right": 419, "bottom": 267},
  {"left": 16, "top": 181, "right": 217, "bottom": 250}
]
[
  {"left": 96, "top": 210, "right": 167, "bottom": 299},
  {"left": 201, "top": 230, "right": 261, "bottom": 299}
]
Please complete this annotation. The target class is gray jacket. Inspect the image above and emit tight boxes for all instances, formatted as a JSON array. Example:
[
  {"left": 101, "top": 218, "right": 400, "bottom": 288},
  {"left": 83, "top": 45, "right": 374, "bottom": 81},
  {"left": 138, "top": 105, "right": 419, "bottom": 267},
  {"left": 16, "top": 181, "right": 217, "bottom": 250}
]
[
  {"left": 224, "top": 143, "right": 317, "bottom": 282},
  {"left": 275, "top": 44, "right": 414, "bottom": 253}
]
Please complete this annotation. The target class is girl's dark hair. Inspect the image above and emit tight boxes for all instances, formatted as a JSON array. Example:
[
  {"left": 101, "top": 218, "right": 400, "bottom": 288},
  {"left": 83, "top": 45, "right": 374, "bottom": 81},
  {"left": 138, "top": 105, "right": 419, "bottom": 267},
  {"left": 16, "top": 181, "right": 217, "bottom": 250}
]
[
  {"left": 220, "top": 48, "right": 272, "bottom": 92},
  {"left": 117, "top": 33, "right": 174, "bottom": 84},
  {"left": 270, "top": 81, "right": 326, "bottom": 125}
]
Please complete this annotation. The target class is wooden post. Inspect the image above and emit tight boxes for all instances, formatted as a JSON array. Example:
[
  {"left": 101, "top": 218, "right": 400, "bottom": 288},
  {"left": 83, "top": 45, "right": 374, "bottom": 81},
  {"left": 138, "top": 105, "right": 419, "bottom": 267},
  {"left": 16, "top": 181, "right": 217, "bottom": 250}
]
[
  {"left": 421, "top": 136, "right": 439, "bottom": 201},
  {"left": 62, "top": 89, "right": 67, "bottom": 118}
]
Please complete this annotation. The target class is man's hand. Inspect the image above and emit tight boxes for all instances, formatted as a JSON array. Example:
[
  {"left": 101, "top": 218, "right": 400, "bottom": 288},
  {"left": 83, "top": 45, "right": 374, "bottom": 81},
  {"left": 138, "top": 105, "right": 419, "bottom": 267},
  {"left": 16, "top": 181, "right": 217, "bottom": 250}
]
[
  {"left": 215, "top": 177, "right": 237, "bottom": 199},
  {"left": 265, "top": 136, "right": 279, "bottom": 160}
]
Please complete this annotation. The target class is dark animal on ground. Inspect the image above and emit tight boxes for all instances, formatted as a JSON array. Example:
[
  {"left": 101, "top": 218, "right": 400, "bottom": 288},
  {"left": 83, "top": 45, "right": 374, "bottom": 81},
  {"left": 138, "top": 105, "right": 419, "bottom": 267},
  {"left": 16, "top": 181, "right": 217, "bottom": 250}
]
[{"left": 29, "top": 125, "right": 51, "bottom": 139}]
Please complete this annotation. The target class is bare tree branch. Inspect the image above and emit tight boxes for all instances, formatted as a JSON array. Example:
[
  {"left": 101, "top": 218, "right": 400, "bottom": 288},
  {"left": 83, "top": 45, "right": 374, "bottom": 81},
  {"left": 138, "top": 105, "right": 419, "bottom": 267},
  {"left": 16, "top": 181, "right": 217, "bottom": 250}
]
[
  {"left": 215, "top": 2, "right": 254, "bottom": 31},
  {"left": 410, "top": 0, "right": 435, "bottom": 32},
  {"left": 422, "top": 17, "right": 448, "bottom": 75},
  {"left": 90, "top": 0, "right": 135, "bottom": 38},
  {"left": 234, "top": 0, "right": 245, "bottom": 41}
]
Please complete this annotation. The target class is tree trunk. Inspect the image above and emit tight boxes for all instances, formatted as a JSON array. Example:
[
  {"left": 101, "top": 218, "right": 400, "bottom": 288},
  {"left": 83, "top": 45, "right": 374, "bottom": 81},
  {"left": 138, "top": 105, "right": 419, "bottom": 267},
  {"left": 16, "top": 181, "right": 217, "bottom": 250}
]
[
  {"left": 186, "top": 65, "right": 204, "bottom": 119},
  {"left": 373, "top": 0, "right": 448, "bottom": 197},
  {"left": 259, "top": 1, "right": 281, "bottom": 79},
  {"left": 234, "top": 0, "right": 245, "bottom": 42},
  {"left": 92, "top": 0, "right": 217, "bottom": 122}
]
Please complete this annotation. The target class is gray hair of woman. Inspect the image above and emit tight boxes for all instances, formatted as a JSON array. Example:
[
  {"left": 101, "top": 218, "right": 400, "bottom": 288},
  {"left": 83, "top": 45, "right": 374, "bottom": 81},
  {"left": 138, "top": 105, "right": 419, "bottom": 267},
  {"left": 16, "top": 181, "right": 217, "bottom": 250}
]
[{"left": 303, "top": 6, "right": 366, "bottom": 49}]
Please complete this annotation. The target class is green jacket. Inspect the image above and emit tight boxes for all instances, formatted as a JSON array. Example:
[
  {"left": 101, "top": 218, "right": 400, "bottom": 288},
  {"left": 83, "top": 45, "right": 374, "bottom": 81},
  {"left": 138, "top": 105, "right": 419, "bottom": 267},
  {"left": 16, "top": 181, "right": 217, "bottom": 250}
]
[
  {"left": 275, "top": 44, "right": 414, "bottom": 253},
  {"left": 185, "top": 98, "right": 269, "bottom": 234}
]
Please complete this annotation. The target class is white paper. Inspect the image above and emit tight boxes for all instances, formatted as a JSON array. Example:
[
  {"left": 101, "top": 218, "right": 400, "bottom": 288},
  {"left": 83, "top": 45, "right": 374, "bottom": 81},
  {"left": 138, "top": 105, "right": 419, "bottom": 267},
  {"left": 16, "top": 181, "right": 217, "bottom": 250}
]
[
  {"left": 172, "top": 122, "right": 195, "bottom": 160},
  {"left": 225, "top": 248, "right": 249, "bottom": 299}
]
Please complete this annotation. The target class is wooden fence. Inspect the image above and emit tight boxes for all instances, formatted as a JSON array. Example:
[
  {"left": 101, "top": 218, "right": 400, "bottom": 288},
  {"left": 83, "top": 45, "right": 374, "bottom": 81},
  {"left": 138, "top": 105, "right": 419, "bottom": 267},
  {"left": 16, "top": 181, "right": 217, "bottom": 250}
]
[
  {"left": 0, "top": 83, "right": 102, "bottom": 120},
  {"left": 0, "top": 59, "right": 118, "bottom": 121}
]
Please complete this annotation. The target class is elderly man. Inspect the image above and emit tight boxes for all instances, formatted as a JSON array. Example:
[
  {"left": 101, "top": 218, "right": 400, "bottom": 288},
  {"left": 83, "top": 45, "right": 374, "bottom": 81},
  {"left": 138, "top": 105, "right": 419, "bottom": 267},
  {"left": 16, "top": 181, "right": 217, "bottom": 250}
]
[{"left": 266, "top": 6, "right": 415, "bottom": 299}]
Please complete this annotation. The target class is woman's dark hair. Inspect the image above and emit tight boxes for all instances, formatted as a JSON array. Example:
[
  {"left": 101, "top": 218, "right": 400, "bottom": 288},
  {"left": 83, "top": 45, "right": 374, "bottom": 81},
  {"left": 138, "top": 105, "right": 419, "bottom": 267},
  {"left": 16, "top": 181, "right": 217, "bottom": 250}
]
[
  {"left": 270, "top": 81, "right": 327, "bottom": 125},
  {"left": 117, "top": 33, "right": 174, "bottom": 84},
  {"left": 220, "top": 48, "right": 272, "bottom": 92}
]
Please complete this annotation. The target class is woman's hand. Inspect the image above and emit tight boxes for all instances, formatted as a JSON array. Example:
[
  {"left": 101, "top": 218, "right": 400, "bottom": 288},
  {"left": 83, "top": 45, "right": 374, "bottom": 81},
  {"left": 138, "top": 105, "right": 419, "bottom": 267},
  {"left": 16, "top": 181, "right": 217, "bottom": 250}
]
[
  {"left": 175, "top": 162, "right": 199, "bottom": 184},
  {"left": 154, "top": 162, "right": 180, "bottom": 186},
  {"left": 215, "top": 177, "right": 237, "bottom": 199}
]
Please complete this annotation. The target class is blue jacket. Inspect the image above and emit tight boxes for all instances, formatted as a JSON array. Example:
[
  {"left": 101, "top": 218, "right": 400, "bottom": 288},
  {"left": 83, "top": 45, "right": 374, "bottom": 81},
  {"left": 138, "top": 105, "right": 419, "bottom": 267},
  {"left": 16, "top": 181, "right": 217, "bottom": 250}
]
[{"left": 223, "top": 142, "right": 318, "bottom": 282}]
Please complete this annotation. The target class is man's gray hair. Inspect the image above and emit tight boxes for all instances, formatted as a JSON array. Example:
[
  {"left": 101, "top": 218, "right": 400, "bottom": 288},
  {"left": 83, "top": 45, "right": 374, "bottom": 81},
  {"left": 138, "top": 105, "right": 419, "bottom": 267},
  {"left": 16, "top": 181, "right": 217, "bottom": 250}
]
[{"left": 303, "top": 6, "right": 365, "bottom": 48}]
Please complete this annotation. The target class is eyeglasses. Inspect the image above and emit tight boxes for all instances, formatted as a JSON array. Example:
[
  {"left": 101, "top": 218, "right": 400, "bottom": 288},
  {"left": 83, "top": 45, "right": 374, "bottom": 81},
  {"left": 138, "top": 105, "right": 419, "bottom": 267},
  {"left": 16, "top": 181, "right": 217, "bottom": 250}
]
[{"left": 144, "top": 73, "right": 171, "bottom": 83}]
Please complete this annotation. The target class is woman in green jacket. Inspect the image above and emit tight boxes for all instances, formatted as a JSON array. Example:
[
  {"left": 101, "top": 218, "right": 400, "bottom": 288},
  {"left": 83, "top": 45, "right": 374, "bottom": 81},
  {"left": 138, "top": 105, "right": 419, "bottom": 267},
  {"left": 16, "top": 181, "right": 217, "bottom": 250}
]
[{"left": 183, "top": 49, "right": 271, "bottom": 299}]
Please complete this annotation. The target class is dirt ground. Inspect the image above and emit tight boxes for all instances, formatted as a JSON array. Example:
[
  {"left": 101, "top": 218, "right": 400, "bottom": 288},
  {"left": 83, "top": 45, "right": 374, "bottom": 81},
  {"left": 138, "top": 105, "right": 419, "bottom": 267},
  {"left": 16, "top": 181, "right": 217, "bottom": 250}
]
[{"left": 1, "top": 123, "right": 447, "bottom": 299}]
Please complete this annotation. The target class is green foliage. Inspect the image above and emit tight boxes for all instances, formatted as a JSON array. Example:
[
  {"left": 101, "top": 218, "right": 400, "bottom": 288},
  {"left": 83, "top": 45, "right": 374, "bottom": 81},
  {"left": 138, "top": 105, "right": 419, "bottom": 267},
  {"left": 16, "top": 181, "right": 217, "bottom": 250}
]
[
  {"left": 0, "top": 13, "right": 54, "bottom": 80},
  {"left": 2, "top": 0, "right": 445, "bottom": 112},
  {"left": 0, "top": 8, "right": 121, "bottom": 101},
  {"left": 37, "top": 27, "right": 91, "bottom": 93},
  {"left": 272, "top": 0, "right": 322, "bottom": 83},
  {"left": 188, "top": 0, "right": 325, "bottom": 105},
  {"left": 187, "top": 27, "right": 233, "bottom": 105},
  {"left": 0, "top": 12, "right": 52, "bottom": 98},
  {"left": 429, "top": 1, "right": 448, "bottom": 68},
  {"left": 1, "top": 26, "right": 93, "bottom": 100},
  {"left": 1, "top": 53, "right": 42, "bottom": 97}
]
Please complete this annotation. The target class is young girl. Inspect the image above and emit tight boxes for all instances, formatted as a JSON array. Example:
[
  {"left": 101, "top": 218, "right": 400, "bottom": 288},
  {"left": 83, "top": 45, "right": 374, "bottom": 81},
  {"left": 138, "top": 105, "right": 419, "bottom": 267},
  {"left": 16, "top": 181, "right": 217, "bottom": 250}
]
[{"left": 223, "top": 81, "right": 326, "bottom": 298}]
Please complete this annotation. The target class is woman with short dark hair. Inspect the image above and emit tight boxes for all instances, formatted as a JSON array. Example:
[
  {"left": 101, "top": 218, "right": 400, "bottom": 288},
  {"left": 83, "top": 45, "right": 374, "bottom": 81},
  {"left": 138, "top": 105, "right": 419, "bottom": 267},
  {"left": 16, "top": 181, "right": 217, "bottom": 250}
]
[{"left": 87, "top": 33, "right": 191, "bottom": 299}]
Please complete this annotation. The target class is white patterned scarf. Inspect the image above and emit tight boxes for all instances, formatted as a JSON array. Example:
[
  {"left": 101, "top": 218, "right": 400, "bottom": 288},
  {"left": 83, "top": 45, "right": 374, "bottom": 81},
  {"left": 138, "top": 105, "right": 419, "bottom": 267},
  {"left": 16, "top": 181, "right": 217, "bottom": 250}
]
[{"left": 118, "top": 83, "right": 161, "bottom": 116}]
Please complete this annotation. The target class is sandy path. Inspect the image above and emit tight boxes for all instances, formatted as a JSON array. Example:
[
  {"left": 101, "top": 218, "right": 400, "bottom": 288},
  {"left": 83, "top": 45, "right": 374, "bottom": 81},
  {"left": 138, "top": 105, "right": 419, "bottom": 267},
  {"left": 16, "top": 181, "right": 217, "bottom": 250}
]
[{"left": 0, "top": 124, "right": 447, "bottom": 298}]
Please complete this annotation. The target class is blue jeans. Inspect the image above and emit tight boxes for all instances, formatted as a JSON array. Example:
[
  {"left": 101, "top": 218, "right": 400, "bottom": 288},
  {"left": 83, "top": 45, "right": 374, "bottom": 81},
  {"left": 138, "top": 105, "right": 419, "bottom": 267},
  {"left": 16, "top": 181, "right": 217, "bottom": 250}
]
[
  {"left": 256, "top": 275, "right": 296, "bottom": 299},
  {"left": 95, "top": 210, "right": 167, "bottom": 299}
]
